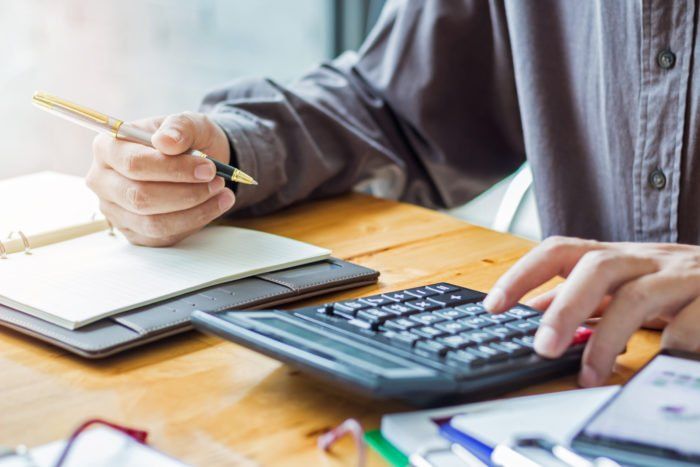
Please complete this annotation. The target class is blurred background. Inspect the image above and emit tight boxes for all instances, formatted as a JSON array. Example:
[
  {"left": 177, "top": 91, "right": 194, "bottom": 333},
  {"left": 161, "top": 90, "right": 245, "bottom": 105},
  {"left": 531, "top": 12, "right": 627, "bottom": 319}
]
[
  {"left": 0, "top": 0, "right": 540, "bottom": 239},
  {"left": 0, "top": 0, "right": 384, "bottom": 179}
]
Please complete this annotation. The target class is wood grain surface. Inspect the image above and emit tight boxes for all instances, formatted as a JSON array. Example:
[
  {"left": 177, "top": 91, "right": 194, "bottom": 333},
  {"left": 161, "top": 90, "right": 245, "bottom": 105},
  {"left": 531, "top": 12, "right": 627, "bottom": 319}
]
[{"left": 0, "top": 194, "right": 661, "bottom": 466}]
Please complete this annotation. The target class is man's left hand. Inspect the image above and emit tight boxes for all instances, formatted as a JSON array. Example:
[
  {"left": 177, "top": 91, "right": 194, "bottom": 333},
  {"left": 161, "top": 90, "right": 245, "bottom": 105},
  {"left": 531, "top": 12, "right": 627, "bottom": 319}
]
[{"left": 482, "top": 236, "right": 700, "bottom": 387}]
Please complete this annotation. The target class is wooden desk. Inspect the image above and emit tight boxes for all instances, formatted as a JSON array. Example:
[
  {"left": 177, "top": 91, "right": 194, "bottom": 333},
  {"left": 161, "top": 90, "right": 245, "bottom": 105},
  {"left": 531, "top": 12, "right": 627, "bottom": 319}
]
[{"left": 0, "top": 194, "right": 661, "bottom": 466}]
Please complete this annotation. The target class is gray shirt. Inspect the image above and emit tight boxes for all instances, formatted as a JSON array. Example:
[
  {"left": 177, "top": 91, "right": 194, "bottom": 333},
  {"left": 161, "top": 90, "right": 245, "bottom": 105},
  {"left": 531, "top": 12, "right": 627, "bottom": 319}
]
[{"left": 201, "top": 0, "right": 700, "bottom": 244}]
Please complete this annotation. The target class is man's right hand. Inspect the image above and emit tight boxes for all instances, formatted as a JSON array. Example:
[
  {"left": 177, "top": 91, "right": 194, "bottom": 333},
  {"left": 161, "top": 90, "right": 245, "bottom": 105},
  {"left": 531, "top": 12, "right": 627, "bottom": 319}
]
[{"left": 87, "top": 112, "right": 236, "bottom": 247}]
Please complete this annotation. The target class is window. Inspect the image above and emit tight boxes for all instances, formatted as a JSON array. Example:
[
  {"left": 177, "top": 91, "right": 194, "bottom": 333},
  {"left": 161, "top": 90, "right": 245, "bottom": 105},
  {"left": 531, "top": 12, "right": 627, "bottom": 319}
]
[{"left": 1, "top": 0, "right": 338, "bottom": 177}]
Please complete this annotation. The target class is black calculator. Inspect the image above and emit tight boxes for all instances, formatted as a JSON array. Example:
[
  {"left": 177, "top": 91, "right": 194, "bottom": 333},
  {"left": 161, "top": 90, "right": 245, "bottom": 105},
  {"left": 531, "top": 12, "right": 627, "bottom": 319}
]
[{"left": 192, "top": 283, "right": 592, "bottom": 405}]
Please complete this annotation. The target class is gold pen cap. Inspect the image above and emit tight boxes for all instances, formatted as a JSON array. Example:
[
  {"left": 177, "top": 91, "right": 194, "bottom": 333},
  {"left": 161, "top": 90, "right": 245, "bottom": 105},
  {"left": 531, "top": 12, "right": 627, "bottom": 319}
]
[{"left": 32, "top": 91, "right": 123, "bottom": 137}]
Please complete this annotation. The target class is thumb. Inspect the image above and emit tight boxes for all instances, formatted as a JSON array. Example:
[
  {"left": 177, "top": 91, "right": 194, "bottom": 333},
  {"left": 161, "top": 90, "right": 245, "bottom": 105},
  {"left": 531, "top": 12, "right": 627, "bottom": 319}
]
[{"left": 152, "top": 111, "right": 212, "bottom": 156}]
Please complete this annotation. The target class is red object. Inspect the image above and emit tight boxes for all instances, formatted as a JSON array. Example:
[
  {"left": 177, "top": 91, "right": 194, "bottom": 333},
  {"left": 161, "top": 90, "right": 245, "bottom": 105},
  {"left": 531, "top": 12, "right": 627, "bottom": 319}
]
[
  {"left": 572, "top": 327, "right": 593, "bottom": 345},
  {"left": 318, "top": 418, "right": 366, "bottom": 467},
  {"left": 53, "top": 418, "right": 148, "bottom": 467}
]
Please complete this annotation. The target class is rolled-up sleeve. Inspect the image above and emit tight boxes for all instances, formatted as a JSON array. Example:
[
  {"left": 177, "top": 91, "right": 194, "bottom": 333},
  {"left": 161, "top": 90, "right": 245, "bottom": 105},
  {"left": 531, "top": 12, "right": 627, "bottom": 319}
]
[{"left": 201, "top": 0, "right": 525, "bottom": 216}]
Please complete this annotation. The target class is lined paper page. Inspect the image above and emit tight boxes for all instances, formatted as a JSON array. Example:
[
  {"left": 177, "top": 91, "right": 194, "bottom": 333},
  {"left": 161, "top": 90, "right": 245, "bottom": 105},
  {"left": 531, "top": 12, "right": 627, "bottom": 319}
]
[{"left": 0, "top": 226, "right": 330, "bottom": 329}]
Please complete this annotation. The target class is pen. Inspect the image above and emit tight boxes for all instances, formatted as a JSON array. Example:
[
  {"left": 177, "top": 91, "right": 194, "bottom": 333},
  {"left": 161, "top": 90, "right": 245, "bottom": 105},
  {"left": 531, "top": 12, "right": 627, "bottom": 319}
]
[{"left": 31, "top": 91, "right": 257, "bottom": 185}]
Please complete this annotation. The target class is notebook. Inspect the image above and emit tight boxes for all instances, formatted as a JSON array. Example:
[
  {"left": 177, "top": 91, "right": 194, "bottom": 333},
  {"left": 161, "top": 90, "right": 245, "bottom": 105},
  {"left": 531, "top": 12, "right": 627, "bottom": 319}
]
[
  {"left": 380, "top": 386, "right": 620, "bottom": 467},
  {"left": 0, "top": 172, "right": 331, "bottom": 330}
]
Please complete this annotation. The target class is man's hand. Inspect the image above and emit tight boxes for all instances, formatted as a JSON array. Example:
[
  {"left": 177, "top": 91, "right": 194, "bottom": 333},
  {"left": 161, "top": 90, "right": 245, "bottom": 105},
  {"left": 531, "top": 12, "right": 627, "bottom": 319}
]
[
  {"left": 482, "top": 237, "right": 700, "bottom": 387},
  {"left": 87, "top": 112, "right": 235, "bottom": 246}
]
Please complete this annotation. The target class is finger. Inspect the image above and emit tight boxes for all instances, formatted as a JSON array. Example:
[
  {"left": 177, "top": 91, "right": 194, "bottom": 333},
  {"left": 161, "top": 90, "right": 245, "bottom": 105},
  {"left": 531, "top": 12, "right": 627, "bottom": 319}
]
[
  {"left": 525, "top": 285, "right": 561, "bottom": 311},
  {"left": 99, "top": 189, "right": 235, "bottom": 239},
  {"left": 152, "top": 112, "right": 215, "bottom": 156},
  {"left": 92, "top": 134, "right": 217, "bottom": 183},
  {"left": 484, "top": 236, "right": 602, "bottom": 312},
  {"left": 579, "top": 273, "right": 699, "bottom": 387},
  {"left": 117, "top": 226, "right": 197, "bottom": 248},
  {"left": 534, "top": 251, "right": 658, "bottom": 358},
  {"left": 88, "top": 167, "right": 226, "bottom": 215},
  {"left": 661, "top": 296, "right": 700, "bottom": 352}
]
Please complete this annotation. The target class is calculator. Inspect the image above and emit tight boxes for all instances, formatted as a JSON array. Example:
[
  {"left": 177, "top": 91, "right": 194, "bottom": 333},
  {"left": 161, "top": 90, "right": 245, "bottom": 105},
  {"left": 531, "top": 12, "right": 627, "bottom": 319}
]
[{"left": 192, "top": 283, "right": 592, "bottom": 404}]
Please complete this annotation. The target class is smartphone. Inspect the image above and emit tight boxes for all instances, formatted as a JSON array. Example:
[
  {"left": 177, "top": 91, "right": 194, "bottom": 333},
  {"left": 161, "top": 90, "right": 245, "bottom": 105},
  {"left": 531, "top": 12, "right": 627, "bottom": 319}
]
[{"left": 572, "top": 349, "right": 700, "bottom": 467}]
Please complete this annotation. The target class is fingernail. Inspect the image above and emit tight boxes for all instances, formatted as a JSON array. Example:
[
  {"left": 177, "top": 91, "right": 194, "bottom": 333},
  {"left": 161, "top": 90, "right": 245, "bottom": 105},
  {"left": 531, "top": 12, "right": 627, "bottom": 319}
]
[
  {"left": 218, "top": 190, "right": 235, "bottom": 211},
  {"left": 579, "top": 364, "right": 600, "bottom": 388},
  {"left": 483, "top": 287, "right": 506, "bottom": 312},
  {"left": 534, "top": 325, "right": 559, "bottom": 357},
  {"left": 161, "top": 128, "right": 182, "bottom": 143},
  {"left": 194, "top": 163, "right": 215, "bottom": 181},
  {"left": 208, "top": 177, "right": 225, "bottom": 193}
]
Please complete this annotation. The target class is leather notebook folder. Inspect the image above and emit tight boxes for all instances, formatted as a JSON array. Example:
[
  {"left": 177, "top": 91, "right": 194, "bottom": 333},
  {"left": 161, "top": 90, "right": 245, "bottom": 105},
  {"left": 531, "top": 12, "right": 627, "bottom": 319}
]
[{"left": 0, "top": 258, "right": 379, "bottom": 358}]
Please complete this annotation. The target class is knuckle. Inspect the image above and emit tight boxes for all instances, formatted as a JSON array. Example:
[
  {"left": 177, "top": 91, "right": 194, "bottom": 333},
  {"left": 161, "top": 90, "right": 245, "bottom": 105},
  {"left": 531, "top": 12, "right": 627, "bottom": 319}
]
[
  {"left": 141, "top": 215, "right": 167, "bottom": 238},
  {"left": 581, "top": 250, "right": 618, "bottom": 274},
  {"left": 91, "top": 134, "right": 110, "bottom": 157},
  {"left": 124, "top": 151, "right": 145, "bottom": 174},
  {"left": 616, "top": 281, "right": 648, "bottom": 304},
  {"left": 663, "top": 325, "right": 700, "bottom": 352},
  {"left": 85, "top": 168, "right": 99, "bottom": 192},
  {"left": 541, "top": 235, "right": 571, "bottom": 255},
  {"left": 126, "top": 183, "right": 150, "bottom": 213}
]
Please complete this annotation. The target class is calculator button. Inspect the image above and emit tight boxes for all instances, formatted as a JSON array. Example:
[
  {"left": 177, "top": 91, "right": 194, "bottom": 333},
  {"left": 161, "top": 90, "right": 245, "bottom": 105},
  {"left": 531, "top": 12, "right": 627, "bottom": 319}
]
[
  {"left": 426, "top": 283, "right": 461, "bottom": 294},
  {"left": 438, "top": 334, "right": 472, "bottom": 349},
  {"left": 514, "top": 335, "right": 535, "bottom": 348},
  {"left": 461, "top": 330, "right": 498, "bottom": 344},
  {"left": 475, "top": 344, "right": 509, "bottom": 362},
  {"left": 347, "top": 318, "right": 375, "bottom": 331},
  {"left": 382, "top": 317, "right": 420, "bottom": 331},
  {"left": 528, "top": 315, "right": 544, "bottom": 326},
  {"left": 458, "top": 316, "right": 492, "bottom": 329},
  {"left": 428, "top": 291, "right": 481, "bottom": 307},
  {"left": 414, "top": 340, "right": 449, "bottom": 358},
  {"left": 409, "top": 312, "right": 446, "bottom": 326},
  {"left": 404, "top": 287, "right": 439, "bottom": 298},
  {"left": 333, "top": 309, "right": 356, "bottom": 320},
  {"left": 435, "top": 308, "right": 470, "bottom": 320},
  {"left": 359, "top": 295, "right": 393, "bottom": 307},
  {"left": 454, "top": 304, "right": 487, "bottom": 316},
  {"left": 446, "top": 349, "right": 487, "bottom": 367},
  {"left": 507, "top": 307, "right": 540, "bottom": 319},
  {"left": 316, "top": 304, "right": 334, "bottom": 315},
  {"left": 334, "top": 301, "right": 367, "bottom": 315},
  {"left": 406, "top": 300, "right": 441, "bottom": 312},
  {"left": 411, "top": 326, "right": 447, "bottom": 339},
  {"left": 484, "top": 325, "right": 521, "bottom": 339},
  {"left": 382, "top": 303, "right": 416, "bottom": 316},
  {"left": 490, "top": 341, "right": 532, "bottom": 357},
  {"left": 356, "top": 308, "right": 392, "bottom": 324},
  {"left": 483, "top": 313, "right": 517, "bottom": 324},
  {"left": 384, "top": 331, "right": 422, "bottom": 349},
  {"left": 434, "top": 321, "right": 471, "bottom": 334},
  {"left": 506, "top": 320, "right": 539, "bottom": 334},
  {"left": 381, "top": 291, "right": 412, "bottom": 302}
]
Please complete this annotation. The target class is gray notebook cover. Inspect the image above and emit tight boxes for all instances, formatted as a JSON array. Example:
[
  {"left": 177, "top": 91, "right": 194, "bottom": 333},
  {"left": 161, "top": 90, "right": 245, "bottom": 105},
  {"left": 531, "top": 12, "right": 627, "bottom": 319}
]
[{"left": 0, "top": 258, "right": 378, "bottom": 358}]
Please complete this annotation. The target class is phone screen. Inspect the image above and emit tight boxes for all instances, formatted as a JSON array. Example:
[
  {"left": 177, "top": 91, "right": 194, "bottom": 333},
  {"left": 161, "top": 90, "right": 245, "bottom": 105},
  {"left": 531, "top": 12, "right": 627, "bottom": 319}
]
[{"left": 580, "top": 353, "right": 700, "bottom": 458}]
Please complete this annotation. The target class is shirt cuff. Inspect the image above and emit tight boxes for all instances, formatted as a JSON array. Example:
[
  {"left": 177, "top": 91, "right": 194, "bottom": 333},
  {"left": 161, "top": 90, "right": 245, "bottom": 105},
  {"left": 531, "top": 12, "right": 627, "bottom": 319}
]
[{"left": 208, "top": 108, "right": 285, "bottom": 213}]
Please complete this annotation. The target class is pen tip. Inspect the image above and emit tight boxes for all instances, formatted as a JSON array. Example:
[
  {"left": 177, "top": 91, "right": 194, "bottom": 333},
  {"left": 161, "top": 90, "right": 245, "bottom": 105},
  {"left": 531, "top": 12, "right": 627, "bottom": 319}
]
[{"left": 231, "top": 169, "right": 258, "bottom": 185}]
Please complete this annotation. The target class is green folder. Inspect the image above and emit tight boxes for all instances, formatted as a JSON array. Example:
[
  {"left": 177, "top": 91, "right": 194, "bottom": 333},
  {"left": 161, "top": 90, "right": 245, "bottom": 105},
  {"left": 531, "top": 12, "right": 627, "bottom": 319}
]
[{"left": 365, "top": 430, "right": 409, "bottom": 466}]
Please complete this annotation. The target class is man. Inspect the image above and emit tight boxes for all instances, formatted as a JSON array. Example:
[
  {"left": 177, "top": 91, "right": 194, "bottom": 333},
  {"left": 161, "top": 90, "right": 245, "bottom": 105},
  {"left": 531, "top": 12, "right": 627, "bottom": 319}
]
[{"left": 87, "top": 1, "right": 700, "bottom": 387}]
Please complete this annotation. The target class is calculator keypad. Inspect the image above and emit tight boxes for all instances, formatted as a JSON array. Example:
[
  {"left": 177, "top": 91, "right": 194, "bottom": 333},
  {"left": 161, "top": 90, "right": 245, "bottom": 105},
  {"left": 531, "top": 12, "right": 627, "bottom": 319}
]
[{"left": 304, "top": 283, "right": 591, "bottom": 371}]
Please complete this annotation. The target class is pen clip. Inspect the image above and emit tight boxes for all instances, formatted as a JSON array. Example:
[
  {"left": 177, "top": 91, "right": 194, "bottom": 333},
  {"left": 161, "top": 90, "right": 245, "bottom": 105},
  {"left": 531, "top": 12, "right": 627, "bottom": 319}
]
[{"left": 32, "top": 91, "right": 110, "bottom": 125}]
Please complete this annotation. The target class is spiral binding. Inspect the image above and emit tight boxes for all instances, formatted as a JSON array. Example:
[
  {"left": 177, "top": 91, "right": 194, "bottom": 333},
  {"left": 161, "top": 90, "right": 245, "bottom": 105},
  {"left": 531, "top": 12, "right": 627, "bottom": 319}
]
[
  {"left": 7, "top": 231, "right": 32, "bottom": 255},
  {"left": 1, "top": 214, "right": 113, "bottom": 260}
]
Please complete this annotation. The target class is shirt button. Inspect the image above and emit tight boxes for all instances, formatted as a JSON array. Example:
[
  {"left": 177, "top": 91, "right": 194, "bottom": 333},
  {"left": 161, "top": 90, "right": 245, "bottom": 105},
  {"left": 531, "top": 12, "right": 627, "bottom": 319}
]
[
  {"left": 657, "top": 49, "right": 676, "bottom": 69},
  {"left": 648, "top": 169, "right": 667, "bottom": 190}
]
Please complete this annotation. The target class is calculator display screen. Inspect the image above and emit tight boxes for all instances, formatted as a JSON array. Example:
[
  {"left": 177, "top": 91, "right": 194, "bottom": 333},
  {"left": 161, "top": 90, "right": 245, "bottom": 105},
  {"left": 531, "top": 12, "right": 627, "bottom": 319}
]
[
  {"left": 582, "top": 354, "right": 700, "bottom": 456},
  {"left": 256, "top": 317, "right": 409, "bottom": 370}
]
